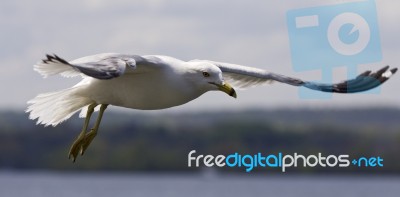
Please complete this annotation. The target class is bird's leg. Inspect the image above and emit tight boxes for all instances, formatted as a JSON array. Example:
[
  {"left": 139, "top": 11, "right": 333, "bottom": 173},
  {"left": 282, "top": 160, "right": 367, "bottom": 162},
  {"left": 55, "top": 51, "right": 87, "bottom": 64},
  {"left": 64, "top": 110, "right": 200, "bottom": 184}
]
[
  {"left": 80, "top": 104, "right": 108, "bottom": 156},
  {"left": 68, "top": 103, "right": 97, "bottom": 162}
]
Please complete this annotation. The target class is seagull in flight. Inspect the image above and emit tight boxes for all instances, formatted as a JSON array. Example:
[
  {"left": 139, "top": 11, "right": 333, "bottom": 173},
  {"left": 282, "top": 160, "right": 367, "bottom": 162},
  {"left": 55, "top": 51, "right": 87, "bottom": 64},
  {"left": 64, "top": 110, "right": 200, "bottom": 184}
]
[{"left": 26, "top": 53, "right": 397, "bottom": 162}]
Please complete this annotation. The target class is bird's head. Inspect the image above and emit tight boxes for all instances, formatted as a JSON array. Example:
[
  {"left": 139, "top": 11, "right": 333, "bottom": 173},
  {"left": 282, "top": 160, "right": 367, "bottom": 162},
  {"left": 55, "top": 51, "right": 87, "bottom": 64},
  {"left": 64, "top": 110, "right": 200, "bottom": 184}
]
[{"left": 185, "top": 62, "right": 237, "bottom": 98}]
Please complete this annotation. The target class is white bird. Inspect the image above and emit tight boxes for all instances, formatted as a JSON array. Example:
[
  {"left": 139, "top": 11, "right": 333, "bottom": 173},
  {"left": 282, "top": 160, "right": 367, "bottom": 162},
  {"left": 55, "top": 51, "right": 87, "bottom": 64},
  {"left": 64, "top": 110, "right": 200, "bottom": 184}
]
[{"left": 26, "top": 53, "right": 397, "bottom": 162}]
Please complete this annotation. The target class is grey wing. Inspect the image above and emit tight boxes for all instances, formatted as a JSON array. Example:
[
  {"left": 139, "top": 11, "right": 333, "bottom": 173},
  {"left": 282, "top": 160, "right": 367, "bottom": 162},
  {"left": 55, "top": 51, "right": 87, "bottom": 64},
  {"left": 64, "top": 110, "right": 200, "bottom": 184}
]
[
  {"left": 194, "top": 60, "right": 397, "bottom": 93},
  {"left": 36, "top": 54, "right": 160, "bottom": 79},
  {"left": 190, "top": 60, "right": 276, "bottom": 89}
]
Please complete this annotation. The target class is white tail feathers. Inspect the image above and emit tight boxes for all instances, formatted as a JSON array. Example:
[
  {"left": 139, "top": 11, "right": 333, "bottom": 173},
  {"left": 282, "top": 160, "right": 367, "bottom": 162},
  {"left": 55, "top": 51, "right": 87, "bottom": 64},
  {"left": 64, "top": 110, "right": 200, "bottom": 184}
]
[
  {"left": 34, "top": 54, "right": 80, "bottom": 78},
  {"left": 26, "top": 88, "right": 93, "bottom": 127}
]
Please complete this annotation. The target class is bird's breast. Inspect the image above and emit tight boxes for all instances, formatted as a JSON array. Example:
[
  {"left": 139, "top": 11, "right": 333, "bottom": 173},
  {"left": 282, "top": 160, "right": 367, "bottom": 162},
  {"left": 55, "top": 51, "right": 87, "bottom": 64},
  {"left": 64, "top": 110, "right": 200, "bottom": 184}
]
[{"left": 81, "top": 72, "right": 204, "bottom": 110}]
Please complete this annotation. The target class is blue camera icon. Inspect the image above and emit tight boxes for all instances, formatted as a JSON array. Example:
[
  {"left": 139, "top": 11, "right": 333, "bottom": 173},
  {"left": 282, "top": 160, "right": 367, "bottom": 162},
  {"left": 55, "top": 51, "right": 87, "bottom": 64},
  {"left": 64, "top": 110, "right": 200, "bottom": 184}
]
[{"left": 286, "top": 0, "right": 382, "bottom": 99}]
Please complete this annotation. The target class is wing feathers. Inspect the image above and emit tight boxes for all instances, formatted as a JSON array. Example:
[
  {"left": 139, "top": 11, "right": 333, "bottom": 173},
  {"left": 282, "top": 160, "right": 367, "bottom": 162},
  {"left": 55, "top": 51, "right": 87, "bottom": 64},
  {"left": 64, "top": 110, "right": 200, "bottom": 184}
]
[
  {"left": 197, "top": 60, "right": 397, "bottom": 93},
  {"left": 304, "top": 66, "right": 397, "bottom": 93},
  {"left": 191, "top": 60, "right": 275, "bottom": 89},
  {"left": 72, "top": 58, "right": 127, "bottom": 79},
  {"left": 34, "top": 54, "right": 80, "bottom": 78},
  {"left": 35, "top": 54, "right": 146, "bottom": 79},
  {"left": 35, "top": 55, "right": 397, "bottom": 93}
]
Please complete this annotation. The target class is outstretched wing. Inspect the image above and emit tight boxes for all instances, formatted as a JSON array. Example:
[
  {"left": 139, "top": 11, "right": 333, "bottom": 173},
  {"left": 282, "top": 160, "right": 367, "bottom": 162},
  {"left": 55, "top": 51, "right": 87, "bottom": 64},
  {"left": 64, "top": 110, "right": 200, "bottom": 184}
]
[
  {"left": 301, "top": 66, "right": 397, "bottom": 93},
  {"left": 34, "top": 53, "right": 162, "bottom": 79},
  {"left": 194, "top": 60, "right": 397, "bottom": 93}
]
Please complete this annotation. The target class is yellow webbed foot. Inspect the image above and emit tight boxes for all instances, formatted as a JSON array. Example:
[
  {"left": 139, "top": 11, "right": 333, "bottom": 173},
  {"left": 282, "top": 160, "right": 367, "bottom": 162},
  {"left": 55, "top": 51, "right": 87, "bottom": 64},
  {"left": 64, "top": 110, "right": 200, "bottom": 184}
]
[
  {"left": 80, "top": 129, "right": 97, "bottom": 156},
  {"left": 68, "top": 129, "right": 98, "bottom": 162},
  {"left": 68, "top": 133, "right": 85, "bottom": 162}
]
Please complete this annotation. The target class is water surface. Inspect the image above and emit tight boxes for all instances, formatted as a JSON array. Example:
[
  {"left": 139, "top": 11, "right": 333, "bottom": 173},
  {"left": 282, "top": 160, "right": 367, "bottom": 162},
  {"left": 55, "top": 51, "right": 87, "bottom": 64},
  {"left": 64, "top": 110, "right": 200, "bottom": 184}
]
[{"left": 0, "top": 171, "right": 398, "bottom": 197}]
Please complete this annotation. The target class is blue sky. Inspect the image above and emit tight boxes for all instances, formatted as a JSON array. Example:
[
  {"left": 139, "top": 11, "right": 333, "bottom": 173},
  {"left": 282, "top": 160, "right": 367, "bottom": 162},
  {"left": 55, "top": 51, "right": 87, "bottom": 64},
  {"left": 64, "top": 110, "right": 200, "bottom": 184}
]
[{"left": 1, "top": 0, "right": 399, "bottom": 113}]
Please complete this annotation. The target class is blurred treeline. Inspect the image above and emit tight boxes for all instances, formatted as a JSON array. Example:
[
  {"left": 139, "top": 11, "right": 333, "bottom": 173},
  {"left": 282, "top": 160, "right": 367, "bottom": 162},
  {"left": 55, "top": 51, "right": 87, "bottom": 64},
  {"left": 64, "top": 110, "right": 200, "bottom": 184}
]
[{"left": 0, "top": 108, "right": 399, "bottom": 173}]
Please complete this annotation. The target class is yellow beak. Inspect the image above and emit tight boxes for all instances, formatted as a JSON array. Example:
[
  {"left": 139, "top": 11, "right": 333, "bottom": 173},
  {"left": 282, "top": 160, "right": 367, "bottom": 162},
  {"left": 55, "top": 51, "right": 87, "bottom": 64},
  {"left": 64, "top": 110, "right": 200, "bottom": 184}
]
[{"left": 216, "top": 83, "right": 237, "bottom": 98}]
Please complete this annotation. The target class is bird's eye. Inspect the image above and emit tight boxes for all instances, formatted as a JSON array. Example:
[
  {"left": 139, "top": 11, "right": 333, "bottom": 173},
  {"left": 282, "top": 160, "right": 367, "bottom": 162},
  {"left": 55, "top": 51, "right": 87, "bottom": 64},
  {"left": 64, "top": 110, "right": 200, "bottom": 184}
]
[{"left": 202, "top": 72, "right": 210, "bottom": 77}]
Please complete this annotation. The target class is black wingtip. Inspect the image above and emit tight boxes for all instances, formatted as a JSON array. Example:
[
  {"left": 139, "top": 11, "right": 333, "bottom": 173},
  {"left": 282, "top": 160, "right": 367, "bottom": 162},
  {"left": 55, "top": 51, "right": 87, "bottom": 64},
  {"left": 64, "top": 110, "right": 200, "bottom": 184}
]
[
  {"left": 357, "top": 70, "right": 372, "bottom": 78},
  {"left": 42, "top": 54, "right": 70, "bottom": 65},
  {"left": 377, "top": 65, "right": 390, "bottom": 75},
  {"left": 303, "top": 65, "right": 397, "bottom": 94},
  {"left": 391, "top": 68, "right": 398, "bottom": 74}
]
